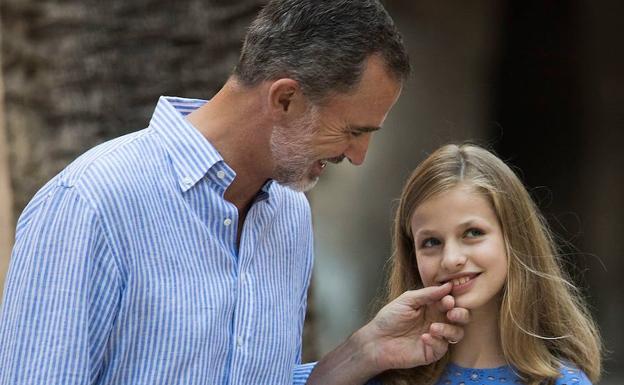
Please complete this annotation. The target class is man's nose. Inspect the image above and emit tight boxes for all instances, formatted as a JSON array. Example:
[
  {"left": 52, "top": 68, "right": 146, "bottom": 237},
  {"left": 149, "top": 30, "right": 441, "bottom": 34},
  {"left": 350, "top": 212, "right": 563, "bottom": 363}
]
[{"left": 345, "top": 134, "right": 372, "bottom": 166}]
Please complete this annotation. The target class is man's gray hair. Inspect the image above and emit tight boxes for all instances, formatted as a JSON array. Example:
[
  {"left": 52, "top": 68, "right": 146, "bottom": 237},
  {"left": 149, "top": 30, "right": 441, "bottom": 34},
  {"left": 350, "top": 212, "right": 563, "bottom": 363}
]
[{"left": 234, "top": 0, "right": 410, "bottom": 103}]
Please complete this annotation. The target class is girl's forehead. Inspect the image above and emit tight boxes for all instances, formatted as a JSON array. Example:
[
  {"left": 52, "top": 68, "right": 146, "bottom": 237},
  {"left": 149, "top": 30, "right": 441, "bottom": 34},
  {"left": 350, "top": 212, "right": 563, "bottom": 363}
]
[{"left": 410, "top": 185, "right": 496, "bottom": 228}]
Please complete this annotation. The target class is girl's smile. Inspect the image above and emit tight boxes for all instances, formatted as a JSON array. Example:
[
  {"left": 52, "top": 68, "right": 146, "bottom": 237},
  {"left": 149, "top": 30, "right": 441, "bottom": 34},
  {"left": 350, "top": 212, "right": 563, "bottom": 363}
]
[{"left": 440, "top": 272, "right": 482, "bottom": 295}]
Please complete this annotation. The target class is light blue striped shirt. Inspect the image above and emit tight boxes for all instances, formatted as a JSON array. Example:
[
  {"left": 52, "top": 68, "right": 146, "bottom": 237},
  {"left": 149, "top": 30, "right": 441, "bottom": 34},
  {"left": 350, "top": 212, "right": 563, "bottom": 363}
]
[{"left": 0, "top": 96, "right": 316, "bottom": 385}]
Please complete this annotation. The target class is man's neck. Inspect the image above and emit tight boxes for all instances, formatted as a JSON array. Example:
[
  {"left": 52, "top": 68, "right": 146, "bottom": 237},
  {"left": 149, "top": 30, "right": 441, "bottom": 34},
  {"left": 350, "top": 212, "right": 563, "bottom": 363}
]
[{"left": 185, "top": 78, "right": 274, "bottom": 211}]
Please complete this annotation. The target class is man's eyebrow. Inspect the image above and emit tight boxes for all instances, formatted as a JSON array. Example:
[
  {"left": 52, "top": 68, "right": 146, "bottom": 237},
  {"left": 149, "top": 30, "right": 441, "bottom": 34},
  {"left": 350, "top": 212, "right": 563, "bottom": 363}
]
[{"left": 347, "top": 125, "right": 382, "bottom": 133}]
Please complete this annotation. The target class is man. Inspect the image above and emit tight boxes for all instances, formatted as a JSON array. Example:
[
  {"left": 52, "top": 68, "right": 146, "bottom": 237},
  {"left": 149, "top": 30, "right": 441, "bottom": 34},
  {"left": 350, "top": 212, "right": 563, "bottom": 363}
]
[{"left": 0, "top": 1, "right": 468, "bottom": 384}]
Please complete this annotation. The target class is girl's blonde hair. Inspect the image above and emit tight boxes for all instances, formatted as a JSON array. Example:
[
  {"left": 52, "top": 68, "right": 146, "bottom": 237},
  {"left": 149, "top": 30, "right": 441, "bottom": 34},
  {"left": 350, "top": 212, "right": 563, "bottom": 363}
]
[{"left": 381, "top": 144, "right": 602, "bottom": 385}]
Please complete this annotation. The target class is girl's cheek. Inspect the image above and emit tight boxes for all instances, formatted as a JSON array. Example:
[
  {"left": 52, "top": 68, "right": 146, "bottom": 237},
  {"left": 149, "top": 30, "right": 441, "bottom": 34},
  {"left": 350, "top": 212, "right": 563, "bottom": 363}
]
[{"left": 417, "top": 262, "right": 436, "bottom": 287}]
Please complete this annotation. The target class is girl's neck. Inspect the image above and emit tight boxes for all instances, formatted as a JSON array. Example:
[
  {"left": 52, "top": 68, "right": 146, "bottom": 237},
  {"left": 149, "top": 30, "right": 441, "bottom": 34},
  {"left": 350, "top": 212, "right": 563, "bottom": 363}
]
[{"left": 450, "top": 300, "right": 506, "bottom": 369}]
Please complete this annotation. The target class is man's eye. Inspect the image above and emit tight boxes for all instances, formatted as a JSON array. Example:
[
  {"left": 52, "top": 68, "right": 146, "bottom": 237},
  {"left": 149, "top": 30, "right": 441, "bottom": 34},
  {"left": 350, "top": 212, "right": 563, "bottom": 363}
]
[
  {"left": 465, "top": 228, "right": 484, "bottom": 238},
  {"left": 350, "top": 130, "right": 363, "bottom": 137},
  {"left": 421, "top": 238, "right": 440, "bottom": 248}
]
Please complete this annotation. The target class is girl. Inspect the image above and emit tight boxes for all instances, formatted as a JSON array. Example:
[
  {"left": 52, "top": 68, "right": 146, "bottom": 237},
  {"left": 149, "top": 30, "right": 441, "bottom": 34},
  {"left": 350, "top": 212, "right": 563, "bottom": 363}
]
[{"left": 380, "top": 144, "right": 602, "bottom": 385}]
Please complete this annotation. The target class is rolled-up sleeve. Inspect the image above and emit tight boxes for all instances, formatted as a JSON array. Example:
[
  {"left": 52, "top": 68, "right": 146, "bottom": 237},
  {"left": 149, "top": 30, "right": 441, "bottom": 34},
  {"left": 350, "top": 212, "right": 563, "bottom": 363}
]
[
  {"left": 293, "top": 362, "right": 317, "bottom": 385},
  {"left": 0, "top": 184, "right": 122, "bottom": 385}
]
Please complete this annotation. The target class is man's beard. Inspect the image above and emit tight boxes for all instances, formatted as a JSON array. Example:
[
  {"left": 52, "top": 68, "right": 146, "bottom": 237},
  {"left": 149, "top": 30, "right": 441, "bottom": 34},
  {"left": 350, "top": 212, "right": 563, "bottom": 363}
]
[{"left": 269, "top": 106, "right": 320, "bottom": 192}]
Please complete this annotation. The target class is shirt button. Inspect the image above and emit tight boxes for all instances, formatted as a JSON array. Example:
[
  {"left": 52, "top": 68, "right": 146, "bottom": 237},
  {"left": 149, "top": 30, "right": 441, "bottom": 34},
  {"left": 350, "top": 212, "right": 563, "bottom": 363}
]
[
  {"left": 236, "top": 336, "right": 243, "bottom": 347},
  {"left": 182, "top": 176, "right": 193, "bottom": 186},
  {"left": 223, "top": 218, "right": 232, "bottom": 226},
  {"left": 216, "top": 170, "right": 226, "bottom": 179}
]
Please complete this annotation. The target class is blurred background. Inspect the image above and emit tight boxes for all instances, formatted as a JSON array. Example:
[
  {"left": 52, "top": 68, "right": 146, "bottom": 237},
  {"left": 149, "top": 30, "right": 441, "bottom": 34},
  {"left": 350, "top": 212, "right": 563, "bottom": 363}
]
[{"left": 0, "top": 0, "right": 622, "bottom": 383}]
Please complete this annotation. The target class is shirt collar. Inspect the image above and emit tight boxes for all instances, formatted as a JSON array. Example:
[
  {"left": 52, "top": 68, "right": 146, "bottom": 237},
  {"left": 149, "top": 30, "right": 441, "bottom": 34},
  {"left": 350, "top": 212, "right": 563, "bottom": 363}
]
[
  {"left": 257, "top": 180, "right": 274, "bottom": 202},
  {"left": 149, "top": 96, "right": 234, "bottom": 192}
]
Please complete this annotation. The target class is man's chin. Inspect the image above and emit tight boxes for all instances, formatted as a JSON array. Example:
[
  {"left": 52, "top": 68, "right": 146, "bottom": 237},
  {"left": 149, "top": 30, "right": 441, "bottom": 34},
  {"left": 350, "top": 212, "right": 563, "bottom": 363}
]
[{"left": 277, "top": 175, "right": 319, "bottom": 192}]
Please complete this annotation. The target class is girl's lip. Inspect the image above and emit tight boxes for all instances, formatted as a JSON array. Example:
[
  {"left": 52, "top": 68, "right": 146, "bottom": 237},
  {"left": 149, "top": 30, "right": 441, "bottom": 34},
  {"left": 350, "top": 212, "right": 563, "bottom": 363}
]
[
  {"left": 439, "top": 272, "right": 480, "bottom": 286},
  {"left": 449, "top": 273, "right": 481, "bottom": 295}
]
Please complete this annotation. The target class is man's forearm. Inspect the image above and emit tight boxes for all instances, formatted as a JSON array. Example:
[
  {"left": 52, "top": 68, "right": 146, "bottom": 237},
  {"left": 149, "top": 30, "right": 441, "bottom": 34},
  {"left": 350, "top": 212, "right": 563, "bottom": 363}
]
[{"left": 305, "top": 327, "right": 380, "bottom": 385}]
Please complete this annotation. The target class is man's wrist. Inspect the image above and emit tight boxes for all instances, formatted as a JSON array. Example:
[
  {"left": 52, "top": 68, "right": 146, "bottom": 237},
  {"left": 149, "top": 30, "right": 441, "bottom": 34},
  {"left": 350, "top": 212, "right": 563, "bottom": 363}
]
[
  {"left": 349, "top": 323, "right": 384, "bottom": 376},
  {"left": 306, "top": 325, "right": 382, "bottom": 385}
]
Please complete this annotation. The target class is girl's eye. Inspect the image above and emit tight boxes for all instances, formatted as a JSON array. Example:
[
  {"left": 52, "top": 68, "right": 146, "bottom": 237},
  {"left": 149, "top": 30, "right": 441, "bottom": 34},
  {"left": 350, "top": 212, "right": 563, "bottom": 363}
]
[
  {"left": 421, "top": 238, "right": 441, "bottom": 248},
  {"left": 465, "top": 228, "right": 484, "bottom": 238}
]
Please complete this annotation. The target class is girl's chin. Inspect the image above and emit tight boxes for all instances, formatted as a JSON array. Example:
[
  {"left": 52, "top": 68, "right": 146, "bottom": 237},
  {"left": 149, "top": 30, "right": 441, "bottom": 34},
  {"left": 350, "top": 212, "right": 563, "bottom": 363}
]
[
  {"left": 453, "top": 291, "right": 488, "bottom": 309},
  {"left": 453, "top": 296, "right": 473, "bottom": 310},
  {"left": 455, "top": 300, "right": 479, "bottom": 311},
  {"left": 454, "top": 293, "right": 503, "bottom": 312}
]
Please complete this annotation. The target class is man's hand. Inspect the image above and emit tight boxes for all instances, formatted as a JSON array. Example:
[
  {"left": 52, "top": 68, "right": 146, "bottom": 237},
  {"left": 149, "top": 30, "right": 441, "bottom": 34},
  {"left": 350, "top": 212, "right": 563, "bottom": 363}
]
[
  {"left": 306, "top": 283, "right": 470, "bottom": 385},
  {"left": 358, "top": 283, "right": 469, "bottom": 372}
]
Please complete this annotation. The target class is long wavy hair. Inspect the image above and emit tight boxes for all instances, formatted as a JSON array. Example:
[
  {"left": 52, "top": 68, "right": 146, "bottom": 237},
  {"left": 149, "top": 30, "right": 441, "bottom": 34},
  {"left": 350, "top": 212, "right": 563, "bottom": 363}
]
[{"left": 381, "top": 144, "right": 602, "bottom": 385}]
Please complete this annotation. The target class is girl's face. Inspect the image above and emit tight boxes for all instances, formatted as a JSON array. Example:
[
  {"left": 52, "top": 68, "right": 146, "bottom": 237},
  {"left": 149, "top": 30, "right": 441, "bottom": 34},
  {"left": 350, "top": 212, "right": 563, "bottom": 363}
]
[{"left": 410, "top": 184, "right": 508, "bottom": 311}]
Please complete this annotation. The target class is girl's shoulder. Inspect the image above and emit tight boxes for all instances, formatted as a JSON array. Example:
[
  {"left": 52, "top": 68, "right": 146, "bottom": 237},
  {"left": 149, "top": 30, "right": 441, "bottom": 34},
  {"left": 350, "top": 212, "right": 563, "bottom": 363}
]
[
  {"left": 555, "top": 363, "right": 592, "bottom": 385},
  {"left": 433, "top": 362, "right": 591, "bottom": 385},
  {"left": 436, "top": 363, "right": 521, "bottom": 384}
]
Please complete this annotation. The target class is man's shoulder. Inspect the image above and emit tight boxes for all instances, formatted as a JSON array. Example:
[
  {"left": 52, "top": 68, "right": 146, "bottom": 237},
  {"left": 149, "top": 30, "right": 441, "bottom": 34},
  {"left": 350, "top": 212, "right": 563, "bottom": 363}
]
[
  {"left": 58, "top": 128, "right": 160, "bottom": 188},
  {"left": 271, "top": 184, "right": 311, "bottom": 213},
  {"left": 55, "top": 128, "right": 169, "bottom": 205}
]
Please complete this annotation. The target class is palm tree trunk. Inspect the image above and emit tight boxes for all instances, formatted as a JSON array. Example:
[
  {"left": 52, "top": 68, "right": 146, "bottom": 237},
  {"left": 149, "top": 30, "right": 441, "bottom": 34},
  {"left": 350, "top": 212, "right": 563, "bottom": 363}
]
[
  {"left": 1, "top": 0, "right": 264, "bottom": 214},
  {"left": 0, "top": 45, "right": 13, "bottom": 289}
]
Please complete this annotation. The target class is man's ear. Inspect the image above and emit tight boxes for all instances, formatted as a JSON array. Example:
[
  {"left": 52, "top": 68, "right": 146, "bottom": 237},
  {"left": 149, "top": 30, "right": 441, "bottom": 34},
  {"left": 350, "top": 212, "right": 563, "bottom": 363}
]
[{"left": 267, "top": 78, "right": 307, "bottom": 118}]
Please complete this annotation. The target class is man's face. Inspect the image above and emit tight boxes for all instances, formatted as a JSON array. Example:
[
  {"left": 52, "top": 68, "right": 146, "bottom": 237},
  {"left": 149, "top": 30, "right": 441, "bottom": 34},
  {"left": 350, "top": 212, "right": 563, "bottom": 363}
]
[
  {"left": 270, "top": 55, "right": 402, "bottom": 192},
  {"left": 269, "top": 105, "right": 322, "bottom": 192}
]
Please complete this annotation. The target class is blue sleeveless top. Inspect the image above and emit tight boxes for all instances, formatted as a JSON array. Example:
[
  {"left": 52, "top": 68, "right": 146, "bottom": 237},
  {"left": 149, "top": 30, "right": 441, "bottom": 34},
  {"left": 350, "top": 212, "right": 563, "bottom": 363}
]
[{"left": 434, "top": 362, "right": 591, "bottom": 385}]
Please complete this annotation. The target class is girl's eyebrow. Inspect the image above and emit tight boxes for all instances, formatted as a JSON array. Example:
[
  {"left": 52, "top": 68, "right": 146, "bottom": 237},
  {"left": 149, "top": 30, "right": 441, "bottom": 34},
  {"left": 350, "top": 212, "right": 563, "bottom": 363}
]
[
  {"left": 459, "top": 219, "right": 478, "bottom": 228},
  {"left": 413, "top": 229, "right": 437, "bottom": 239},
  {"left": 414, "top": 219, "right": 487, "bottom": 238},
  {"left": 458, "top": 218, "right": 490, "bottom": 229}
]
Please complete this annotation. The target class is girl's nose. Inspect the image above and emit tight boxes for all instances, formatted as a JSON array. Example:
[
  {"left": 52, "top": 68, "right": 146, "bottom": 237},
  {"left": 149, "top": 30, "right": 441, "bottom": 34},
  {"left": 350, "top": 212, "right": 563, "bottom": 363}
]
[{"left": 441, "top": 242, "right": 467, "bottom": 271}]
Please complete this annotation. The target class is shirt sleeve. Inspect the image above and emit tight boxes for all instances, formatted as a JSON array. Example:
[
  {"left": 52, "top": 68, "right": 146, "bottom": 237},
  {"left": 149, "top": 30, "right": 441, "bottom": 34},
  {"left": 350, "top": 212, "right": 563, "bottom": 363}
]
[
  {"left": 293, "top": 362, "right": 317, "bottom": 385},
  {"left": 291, "top": 196, "right": 316, "bottom": 385},
  {"left": 291, "top": 281, "right": 316, "bottom": 385},
  {"left": 0, "top": 184, "right": 122, "bottom": 385}
]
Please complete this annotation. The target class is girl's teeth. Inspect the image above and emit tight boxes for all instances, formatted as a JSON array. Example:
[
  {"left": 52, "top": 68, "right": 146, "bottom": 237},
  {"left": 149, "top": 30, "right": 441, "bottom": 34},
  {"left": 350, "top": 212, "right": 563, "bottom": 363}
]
[{"left": 452, "top": 276, "right": 471, "bottom": 285}]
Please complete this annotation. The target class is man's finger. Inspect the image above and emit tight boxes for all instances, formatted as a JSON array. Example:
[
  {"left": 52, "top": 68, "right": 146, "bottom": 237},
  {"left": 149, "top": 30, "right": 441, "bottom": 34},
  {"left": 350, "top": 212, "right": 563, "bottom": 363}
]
[
  {"left": 429, "top": 322, "right": 464, "bottom": 344},
  {"left": 446, "top": 307, "right": 471, "bottom": 325},
  {"left": 421, "top": 334, "right": 434, "bottom": 363},
  {"left": 400, "top": 283, "right": 452, "bottom": 310},
  {"left": 436, "top": 295, "right": 455, "bottom": 312},
  {"left": 421, "top": 333, "right": 448, "bottom": 363}
]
